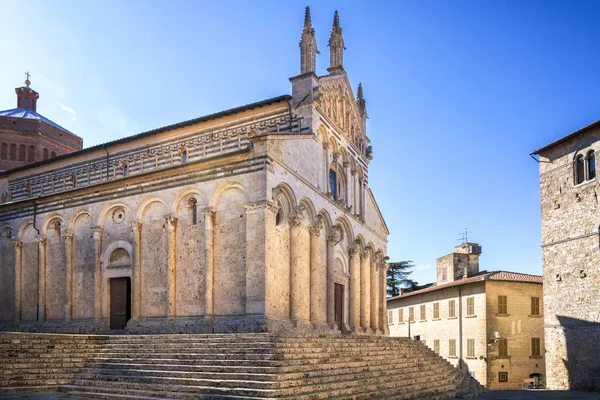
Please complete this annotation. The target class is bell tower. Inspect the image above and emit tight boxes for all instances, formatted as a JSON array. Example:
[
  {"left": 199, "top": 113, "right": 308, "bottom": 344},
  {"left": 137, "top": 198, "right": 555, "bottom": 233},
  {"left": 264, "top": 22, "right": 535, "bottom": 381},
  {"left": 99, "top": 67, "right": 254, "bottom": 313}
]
[{"left": 15, "top": 73, "right": 39, "bottom": 112}]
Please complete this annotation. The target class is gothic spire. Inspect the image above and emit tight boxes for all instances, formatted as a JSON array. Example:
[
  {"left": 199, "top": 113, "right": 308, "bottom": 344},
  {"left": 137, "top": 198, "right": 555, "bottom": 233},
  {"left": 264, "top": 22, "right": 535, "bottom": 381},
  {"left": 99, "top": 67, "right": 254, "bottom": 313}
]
[
  {"left": 299, "top": 6, "right": 319, "bottom": 74},
  {"left": 356, "top": 83, "right": 368, "bottom": 127},
  {"left": 328, "top": 10, "right": 345, "bottom": 71}
]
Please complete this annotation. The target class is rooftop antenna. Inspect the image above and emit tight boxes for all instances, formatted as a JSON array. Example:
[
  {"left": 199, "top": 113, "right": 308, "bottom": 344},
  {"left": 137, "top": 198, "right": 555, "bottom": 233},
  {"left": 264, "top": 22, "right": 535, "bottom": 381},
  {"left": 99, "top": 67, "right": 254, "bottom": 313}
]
[{"left": 457, "top": 228, "right": 471, "bottom": 244}]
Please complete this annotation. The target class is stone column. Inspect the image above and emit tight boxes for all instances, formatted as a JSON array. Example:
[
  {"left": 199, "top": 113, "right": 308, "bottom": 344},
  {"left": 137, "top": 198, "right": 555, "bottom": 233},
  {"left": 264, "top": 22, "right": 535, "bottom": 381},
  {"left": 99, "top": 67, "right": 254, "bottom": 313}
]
[
  {"left": 370, "top": 256, "right": 379, "bottom": 333},
  {"left": 245, "top": 201, "right": 276, "bottom": 315},
  {"left": 63, "top": 230, "right": 74, "bottom": 322},
  {"left": 343, "top": 161, "right": 350, "bottom": 207},
  {"left": 91, "top": 226, "right": 103, "bottom": 320},
  {"left": 349, "top": 242, "right": 361, "bottom": 332},
  {"left": 36, "top": 235, "right": 47, "bottom": 321},
  {"left": 202, "top": 207, "right": 215, "bottom": 316},
  {"left": 326, "top": 228, "right": 337, "bottom": 326},
  {"left": 360, "top": 249, "right": 371, "bottom": 332},
  {"left": 351, "top": 168, "right": 357, "bottom": 213},
  {"left": 165, "top": 215, "right": 178, "bottom": 318},
  {"left": 130, "top": 222, "right": 142, "bottom": 319},
  {"left": 12, "top": 240, "right": 23, "bottom": 324},
  {"left": 379, "top": 260, "right": 389, "bottom": 334},
  {"left": 309, "top": 220, "right": 326, "bottom": 324},
  {"left": 289, "top": 212, "right": 309, "bottom": 324}
]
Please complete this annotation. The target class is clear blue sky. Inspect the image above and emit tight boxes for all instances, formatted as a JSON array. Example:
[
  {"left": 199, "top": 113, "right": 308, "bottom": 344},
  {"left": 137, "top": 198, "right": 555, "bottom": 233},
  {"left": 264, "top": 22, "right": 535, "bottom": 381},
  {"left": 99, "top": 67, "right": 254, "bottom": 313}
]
[{"left": 2, "top": 0, "right": 600, "bottom": 284}]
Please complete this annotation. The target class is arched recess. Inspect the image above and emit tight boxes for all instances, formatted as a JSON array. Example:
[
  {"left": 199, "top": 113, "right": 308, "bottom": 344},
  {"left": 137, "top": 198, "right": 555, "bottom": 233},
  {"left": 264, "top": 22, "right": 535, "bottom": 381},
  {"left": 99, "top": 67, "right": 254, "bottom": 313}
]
[
  {"left": 0, "top": 226, "right": 15, "bottom": 321},
  {"left": 334, "top": 215, "right": 355, "bottom": 251},
  {"left": 213, "top": 184, "right": 249, "bottom": 316},
  {"left": 209, "top": 181, "right": 248, "bottom": 209},
  {"left": 71, "top": 210, "right": 95, "bottom": 319},
  {"left": 299, "top": 197, "right": 317, "bottom": 225},
  {"left": 20, "top": 222, "right": 38, "bottom": 321},
  {"left": 100, "top": 240, "right": 133, "bottom": 321},
  {"left": 44, "top": 216, "right": 66, "bottom": 320},
  {"left": 173, "top": 187, "right": 207, "bottom": 317},
  {"left": 139, "top": 197, "right": 169, "bottom": 318}
]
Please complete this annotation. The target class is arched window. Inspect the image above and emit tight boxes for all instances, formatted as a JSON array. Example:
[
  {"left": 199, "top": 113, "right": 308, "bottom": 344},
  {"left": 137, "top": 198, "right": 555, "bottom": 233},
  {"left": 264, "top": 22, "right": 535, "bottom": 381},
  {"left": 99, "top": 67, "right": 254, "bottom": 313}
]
[
  {"left": 123, "top": 163, "right": 129, "bottom": 177},
  {"left": 10, "top": 144, "right": 17, "bottom": 160},
  {"left": 24, "top": 98, "right": 28, "bottom": 108},
  {"left": 71, "top": 173, "right": 77, "bottom": 188},
  {"left": 54, "top": 220, "right": 61, "bottom": 237},
  {"left": 19, "top": 145, "right": 26, "bottom": 161},
  {"left": 329, "top": 169, "right": 337, "bottom": 200},
  {"left": 587, "top": 150, "right": 596, "bottom": 180},
  {"left": 188, "top": 197, "right": 198, "bottom": 225},
  {"left": 43, "top": 148, "right": 49, "bottom": 160},
  {"left": 181, "top": 149, "right": 188, "bottom": 164},
  {"left": 1, "top": 143, "right": 7, "bottom": 159},
  {"left": 576, "top": 155, "right": 585, "bottom": 184},
  {"left": 28, "top": 145, "right": 35, "bottom": 162},
  {"left": 50, "top": 151, "right": 56, "bottom": 159}
]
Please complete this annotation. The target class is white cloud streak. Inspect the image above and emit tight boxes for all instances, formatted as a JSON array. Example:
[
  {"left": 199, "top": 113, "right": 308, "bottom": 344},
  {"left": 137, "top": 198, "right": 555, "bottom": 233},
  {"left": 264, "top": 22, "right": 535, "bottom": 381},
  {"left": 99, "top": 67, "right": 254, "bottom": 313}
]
[{"left": 57, "top": 102, "right": 77, "bottom": 121}]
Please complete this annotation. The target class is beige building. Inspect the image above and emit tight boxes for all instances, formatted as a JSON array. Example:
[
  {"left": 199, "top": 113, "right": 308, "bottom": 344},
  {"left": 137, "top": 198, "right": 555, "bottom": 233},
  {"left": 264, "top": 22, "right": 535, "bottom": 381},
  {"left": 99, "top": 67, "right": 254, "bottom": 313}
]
[
  {"left": 0, "top": 8, "right": 389, "bottom": 335},
  {"left": 532, "top": 121, "right": 600, "bottom": 391},
  {"left": 387, "top": 243, "right": 545, "bottom": 390}
]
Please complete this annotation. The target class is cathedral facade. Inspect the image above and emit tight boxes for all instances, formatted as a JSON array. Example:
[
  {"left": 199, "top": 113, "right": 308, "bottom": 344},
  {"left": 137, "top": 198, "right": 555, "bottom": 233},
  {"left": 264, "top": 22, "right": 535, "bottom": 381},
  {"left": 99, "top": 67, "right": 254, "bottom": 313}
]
[{"left": 0, "top": 8, "right": 389, "bottom": 335}]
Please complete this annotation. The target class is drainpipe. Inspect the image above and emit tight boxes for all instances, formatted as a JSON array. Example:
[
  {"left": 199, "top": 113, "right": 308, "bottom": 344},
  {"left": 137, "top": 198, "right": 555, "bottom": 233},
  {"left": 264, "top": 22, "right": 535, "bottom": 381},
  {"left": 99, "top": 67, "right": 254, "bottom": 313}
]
[
  {"left": 458, "top": 288, "right": 464, "bottom": 371},
  {"left": 32, "top": 199, "right": 40, "bottom": 321}
]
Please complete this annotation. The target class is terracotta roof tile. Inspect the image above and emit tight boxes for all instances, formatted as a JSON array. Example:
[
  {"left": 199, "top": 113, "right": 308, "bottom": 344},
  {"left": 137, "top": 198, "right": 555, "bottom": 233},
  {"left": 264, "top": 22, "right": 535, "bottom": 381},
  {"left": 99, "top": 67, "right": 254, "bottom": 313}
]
[{"left": 387, "top": 270, "right": 542, "bottom": 301}]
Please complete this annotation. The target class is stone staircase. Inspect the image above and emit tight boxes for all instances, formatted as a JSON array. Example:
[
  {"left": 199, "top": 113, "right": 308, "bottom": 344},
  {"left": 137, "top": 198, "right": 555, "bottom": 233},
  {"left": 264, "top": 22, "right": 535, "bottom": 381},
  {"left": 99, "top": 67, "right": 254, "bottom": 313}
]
[{"left": 0, "top": 332, "right": 486, "bottom": 399}]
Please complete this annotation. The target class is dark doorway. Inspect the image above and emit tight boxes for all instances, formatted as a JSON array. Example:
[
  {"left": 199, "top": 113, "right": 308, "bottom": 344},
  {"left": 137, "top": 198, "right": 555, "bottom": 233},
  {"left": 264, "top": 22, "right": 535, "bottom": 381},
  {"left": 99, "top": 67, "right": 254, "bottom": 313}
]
[
  {"left": 110, "top": 277, "right": 131, "bottom": 330},
  {"left": 334, "top": 283, "right": 344, "bottom": 330}
]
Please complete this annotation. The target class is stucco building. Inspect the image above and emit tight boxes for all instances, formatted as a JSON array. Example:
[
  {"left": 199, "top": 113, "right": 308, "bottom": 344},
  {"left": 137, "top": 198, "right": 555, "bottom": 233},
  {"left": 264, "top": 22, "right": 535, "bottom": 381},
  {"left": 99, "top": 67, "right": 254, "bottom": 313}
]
[
  {"left": 0, "top": 8, "right": 389, "bottom": 335},
  {"left": 387, "top": 243, "right": 545, "bottom": 390},
  {"left": 532, "top": 121, "right": 600, "bottom": 391},
  {"left": 0, "top": 77, "right": 83, "bottom": 173}
]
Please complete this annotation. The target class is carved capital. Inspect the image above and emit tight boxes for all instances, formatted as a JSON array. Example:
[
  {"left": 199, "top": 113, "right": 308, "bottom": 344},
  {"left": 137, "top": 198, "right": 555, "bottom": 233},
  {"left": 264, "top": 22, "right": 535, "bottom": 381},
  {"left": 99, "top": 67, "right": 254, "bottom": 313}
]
[
  {"left": 11, "top": 240, "right": 23, "bottom": 249},
  {"left": 309, "top": 221, "right": 323, "bottom": 237},
  {"left": 266, "top": 201, "right": 280, "bottom": 215},
  {"left": 343, "top": 161, "right": 349, "bottom": 168},
  {"left": 288, "top": 214, "right": 303, "bottom": 227},
  {"left": 351, "top": 168, "right": 357, "bottom": 176},
  {"left": 130, "top": 221, "right": 143, "bottom": 233},
  {"left": 61, "top": 229, "right": 74, "bottom": 240},
  {"left": 323, "top": 142, "right": 330, "bottom": 150},
  {"left": 164, "top": 215, "right": 178, "bottom": 229},
  {"left": 36, "top": 235, "right": 47, "bottom": 245},
  {"left": 332, "top": 151, "right": 340, "bottom": 160},
  {"left": 244, "top": 201, "right": 279, "bottom": 215},
  {"left": 201, "top": 207, "right": 215, "bottom": 218},
  {"left": 361, "top": 250, "right": 371, "bottom": 261},
  {"left": 91, "top": 226, "right": 103, "bottom": 240},
  {"left": 350, "top": 244, "right": 361, "bottom": 258},
  {"left": 326, "top": 226, "right": 342, "bottom": 244}
]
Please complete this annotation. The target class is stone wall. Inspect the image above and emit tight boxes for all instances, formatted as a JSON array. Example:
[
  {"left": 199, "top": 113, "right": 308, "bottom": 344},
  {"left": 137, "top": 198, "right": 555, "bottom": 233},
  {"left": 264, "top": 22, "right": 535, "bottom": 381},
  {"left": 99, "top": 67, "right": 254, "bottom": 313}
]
[{"left": 537, "top": 128, "right": 600, "bottom": 391}]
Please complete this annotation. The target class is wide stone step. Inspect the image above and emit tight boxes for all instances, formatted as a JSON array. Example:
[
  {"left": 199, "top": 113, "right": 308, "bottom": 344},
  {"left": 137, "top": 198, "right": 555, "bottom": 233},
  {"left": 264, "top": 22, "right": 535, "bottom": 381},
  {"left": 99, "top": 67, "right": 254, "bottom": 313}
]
[{"left": 63, "top": 385, "right": 269, "bottom": 400}]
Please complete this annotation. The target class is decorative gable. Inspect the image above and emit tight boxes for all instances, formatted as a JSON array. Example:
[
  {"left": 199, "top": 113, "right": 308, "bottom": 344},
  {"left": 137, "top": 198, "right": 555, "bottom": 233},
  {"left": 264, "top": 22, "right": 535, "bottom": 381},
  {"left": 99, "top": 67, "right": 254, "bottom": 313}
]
[{"left": 314, "top": 75, "right": 367, "bottom": 149}]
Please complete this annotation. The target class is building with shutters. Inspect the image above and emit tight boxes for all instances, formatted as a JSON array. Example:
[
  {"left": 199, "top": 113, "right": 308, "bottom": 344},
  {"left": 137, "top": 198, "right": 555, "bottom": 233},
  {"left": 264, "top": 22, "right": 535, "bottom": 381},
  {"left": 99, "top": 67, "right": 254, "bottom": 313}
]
[
  {"left": 387, "top": 243, "right": 545, "bottom": 390},
  {"left": 0, "top": 77, "right": 83, "bottom": 174},
  {"left": 0, "top": 8, "right": 389, "bottom": 336}
]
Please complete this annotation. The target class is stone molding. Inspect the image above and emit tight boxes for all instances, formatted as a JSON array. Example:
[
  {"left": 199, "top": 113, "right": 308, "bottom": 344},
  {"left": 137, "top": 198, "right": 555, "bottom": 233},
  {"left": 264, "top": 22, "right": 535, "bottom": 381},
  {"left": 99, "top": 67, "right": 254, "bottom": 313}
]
[
  {"left": 11, "top": 240, "right": 23, "bottom": 249},
  {"left": 36, "top": 235, "right": 47, "bottom": 245}
]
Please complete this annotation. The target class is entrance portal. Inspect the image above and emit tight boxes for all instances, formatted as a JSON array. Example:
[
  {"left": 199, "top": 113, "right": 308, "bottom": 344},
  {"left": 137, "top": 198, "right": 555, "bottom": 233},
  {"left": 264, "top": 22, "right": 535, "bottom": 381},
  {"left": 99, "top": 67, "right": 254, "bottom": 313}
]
[
  {"left": 110, "top": 277, "right": 131, "bottom": 329},
  {"left": 334, "top": 283, "right": 344, "bottom": 330}
]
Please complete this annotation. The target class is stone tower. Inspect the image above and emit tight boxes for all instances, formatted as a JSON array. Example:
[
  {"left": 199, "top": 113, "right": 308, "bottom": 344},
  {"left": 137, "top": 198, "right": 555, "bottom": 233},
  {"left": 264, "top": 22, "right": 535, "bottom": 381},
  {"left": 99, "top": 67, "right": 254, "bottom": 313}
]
[
  {"left": 299, "top": 6, "right": 318, "bottom": 74},
  {"left": 328, "top": 10, "right": 345, "bottom": 73}
]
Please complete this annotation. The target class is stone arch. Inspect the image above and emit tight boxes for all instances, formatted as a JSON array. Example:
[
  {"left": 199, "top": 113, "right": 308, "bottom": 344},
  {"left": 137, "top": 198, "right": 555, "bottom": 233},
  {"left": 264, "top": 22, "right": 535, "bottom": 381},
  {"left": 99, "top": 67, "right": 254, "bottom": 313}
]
[
  {"left": 97, "top": 202, "right": 132, "bottom": 227},
  {"left": 318, "top": 209, "right": 333, "bottom": 232},
  {"left": 101, "top": 240, "right": 133, "bottom": 269},
  {"left": 17, "top": 219, "right": 33, "bottom": 240},
  {"left": 354, "top": 234, "right": 366, "bottom": 254},
  {"left": 366, "top": 241, "right": 376, "bottom": 258},
  {"left": 334, "top": 215, "right": 355, "bottom": 249},
  {"left": 40, "top": 213, "right": 65, "bottom": 235},
  {"left": 68, "top": 209, "right": 93, "bottom": 231},
  {"left": 171, "top": 187, "right": 207, "bottom": 214},
  {"left": 213, "top": 185, "right": 249, "bottom": 316},
  {"left": 273, "top": 183, "right": 297, "bottom": 229},
  {"left": 209, "top": 181, "right": 248, "bottom": 208},
  {"left": 299, "top": 197, "right": 317, "bottom": 224},
  {"left": 136, "top": 196, "right": 168, "bottom": 221}
]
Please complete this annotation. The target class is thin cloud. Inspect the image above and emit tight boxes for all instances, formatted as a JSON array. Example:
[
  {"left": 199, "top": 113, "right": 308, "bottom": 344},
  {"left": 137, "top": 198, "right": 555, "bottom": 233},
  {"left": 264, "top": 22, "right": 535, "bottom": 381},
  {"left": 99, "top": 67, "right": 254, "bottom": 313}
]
[{"left": 57, "top": 102, "right": 76, "bottom": 121}]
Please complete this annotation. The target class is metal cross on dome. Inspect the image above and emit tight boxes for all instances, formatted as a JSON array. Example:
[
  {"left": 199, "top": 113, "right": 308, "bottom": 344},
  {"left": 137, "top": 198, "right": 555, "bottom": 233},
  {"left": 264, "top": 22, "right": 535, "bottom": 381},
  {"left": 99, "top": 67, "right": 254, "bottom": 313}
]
[{"left": 24, "top": 71, "right": 31, "bottom": 86}]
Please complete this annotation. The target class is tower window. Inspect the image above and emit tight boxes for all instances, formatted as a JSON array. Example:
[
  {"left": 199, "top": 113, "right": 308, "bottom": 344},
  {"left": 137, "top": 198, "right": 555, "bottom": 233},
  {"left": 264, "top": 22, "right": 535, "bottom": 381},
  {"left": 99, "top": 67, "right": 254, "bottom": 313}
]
[
  {"left": 188, "top": 197, "right": 198, "bottom": 225},
  {"left": 50, "top": 151, "right": 56, "bottom": 159},
  {"left": 575, "top": 154, "right": 585, "bottom": 184},
  {"left": 24, "top": 98, "right": 28, "bottom": 108},
  {"left": 123, "top": 164, "right": 129, "bottom": 177},
  {"left": 329, "top": 169, "right": 337, "bottom": 200},
  {"left": 181, "top": 149, "right": 188, "bottom": 164},
  {"left": 43, "top": 148, "right": 49, "bottom": 160},
  {"left": 19, "top": 145, "right": 26, "bottom": 161},
  {"left": 28, "top": 145, "right": 35, "bottom": 162},
  {"left": 587, "top": 150, "right": 595, "bottom": 180},
  {"left": 10, "top": 144, "right": 17, "bottom": 160},
  {"left": 1, "top": 143, "right": 7, "bottom": 159}
]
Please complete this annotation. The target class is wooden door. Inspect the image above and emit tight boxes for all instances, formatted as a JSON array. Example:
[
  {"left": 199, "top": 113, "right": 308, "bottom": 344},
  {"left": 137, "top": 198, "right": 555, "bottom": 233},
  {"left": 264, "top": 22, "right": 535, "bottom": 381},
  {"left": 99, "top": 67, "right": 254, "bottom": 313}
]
[
  {"left": 110, "top": 277, "right": 131, "bottom": 330},
  {"left": 334, "top": 283, "right": 344, "bottom": 330}
]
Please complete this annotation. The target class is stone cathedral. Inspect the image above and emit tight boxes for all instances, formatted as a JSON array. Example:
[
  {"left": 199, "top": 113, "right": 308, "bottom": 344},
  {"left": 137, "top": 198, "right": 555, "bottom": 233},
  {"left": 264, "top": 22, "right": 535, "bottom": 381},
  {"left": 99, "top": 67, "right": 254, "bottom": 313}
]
[{"left": 0, "top": 8, "right": 389, "bottom": 335}]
